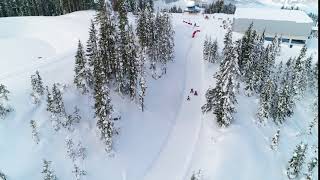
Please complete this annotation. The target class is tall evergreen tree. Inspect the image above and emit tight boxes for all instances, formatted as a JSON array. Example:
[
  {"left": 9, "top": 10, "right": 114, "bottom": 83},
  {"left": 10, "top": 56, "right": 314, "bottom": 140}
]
[
  {"left": 86, "top": 20, "right": 98, "bottom": 88},
  {"left": 74, "top": 40, "right": 90, "bottom": 94},
  {"left": 203, "top": 28, "right": 239, "bottom": 127},
  {"left": 30, "top": 70, "right": 45, "bottom": 104},
  {"left": 287, "top": 142, "right": 308, "bottom": 179}
]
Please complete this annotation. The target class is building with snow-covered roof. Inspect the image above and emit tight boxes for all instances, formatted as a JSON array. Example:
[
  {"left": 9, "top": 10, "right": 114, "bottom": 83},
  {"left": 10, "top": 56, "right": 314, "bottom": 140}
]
[
  {"left": 232, "top": 8, "right": 314, "bottom": 45},
  {"left": 184, "top": 0, "right": 201, "bottom": 13}
]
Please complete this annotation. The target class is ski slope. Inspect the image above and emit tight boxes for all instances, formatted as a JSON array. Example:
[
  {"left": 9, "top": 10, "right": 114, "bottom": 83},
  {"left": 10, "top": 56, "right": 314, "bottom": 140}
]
[{"left": 0, "top": 10, "right": 318, "bottom": 180}]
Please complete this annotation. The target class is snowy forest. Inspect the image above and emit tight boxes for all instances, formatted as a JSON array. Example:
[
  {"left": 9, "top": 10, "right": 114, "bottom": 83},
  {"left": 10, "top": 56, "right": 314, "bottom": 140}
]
[{"left": 0, "top": 0, "right": 318, "bottom": 179}]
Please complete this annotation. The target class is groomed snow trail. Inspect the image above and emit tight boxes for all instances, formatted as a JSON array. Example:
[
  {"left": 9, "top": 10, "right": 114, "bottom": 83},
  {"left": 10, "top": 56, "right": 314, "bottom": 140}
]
[{"left": 143, "top": 16, "right": 207, "bottom": 180}]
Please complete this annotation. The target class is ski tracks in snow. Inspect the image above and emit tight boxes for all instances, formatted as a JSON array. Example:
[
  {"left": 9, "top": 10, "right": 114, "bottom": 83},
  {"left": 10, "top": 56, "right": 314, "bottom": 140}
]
[{"left": 143, "top": 17, "right": 207, "bottom": 180}]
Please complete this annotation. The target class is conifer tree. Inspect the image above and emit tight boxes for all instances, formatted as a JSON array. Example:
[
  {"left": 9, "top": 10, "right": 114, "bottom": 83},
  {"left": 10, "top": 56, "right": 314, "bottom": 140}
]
[
  {"left": 257, "top": 77, "right": 275, "bottom": 125},
  {"left": 203, "top": 36, "right": 210, "bottom": 62},
  {"left": 46, "top": 86, "right": 54, "bottom": 113},
  {"left": 209, "top": 39, "right": 219, "bottom": 63},
  {"left": 203, "top": 28, "right": 239, "bottom": 127},
  {"left": 93, "top": 57, "right": 114, "bottom": 152},
  {"left": 304, "top": 56, "right": 313, "bottom": 93},
  {"left": 86, "top": 20, "right": 98, "bottom": 88},
  {"left": 305, "top": 146, "right": 318, "bottom": 180},
  {"left": 293, "top": 45, "right": 307, "bottom": 98},
  {"left": 126, "top": 25, "right": 139, "bottom": 99},
  {"left": 42, "top": 159, "right": 58, "bottom": 180},
  {"left": 0, "top": 84, "right": 12, "bottom": 119},
  {"left": 52, "top": 83, "right": 66, "bottom": 116},
  {"left": 270, "top": 129, "right": 280, "bottom": 150},
  {"left": 96, "top": 0, "right": 117, "bottom": 81},
  {"left": 30, "top": 119, "right": 40, "bottom": 144},
  {"left": 74, "top": 40, "right": 90, "bottom": 94},
  {"left": 138, "top": 47, "right": 147, "bottom": 112},
  {"left": 30, "top": 70, "right": 45, "bottom": 104},
  {"left": 287, "top": 142, "right": 308, "bottom": 179}
]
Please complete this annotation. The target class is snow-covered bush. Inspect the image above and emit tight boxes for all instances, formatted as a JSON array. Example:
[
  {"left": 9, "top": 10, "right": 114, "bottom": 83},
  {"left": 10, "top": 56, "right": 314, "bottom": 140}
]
[
  {"left": 42, "top": 159, "right": 58, "bottom": 180},
  {"left": 0, "top": 84, "right": 13, "bottom": 119}
]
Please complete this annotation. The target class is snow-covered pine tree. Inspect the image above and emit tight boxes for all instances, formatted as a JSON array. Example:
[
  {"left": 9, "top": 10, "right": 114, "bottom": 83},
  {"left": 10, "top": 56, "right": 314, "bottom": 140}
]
[
  {"left": 204, "top": 28, "right": 239, "bottom": 127},
  {"left": 126, "top": 25, "right": 139, "bottom": 99},
  {"left": 311, "top": 62, "right": 318, "bottom": 94},
  {"left": 85, "top": 19, "right": 98, "bottom": 88},
  {"left": 305, "top": 146, "right": 318, "bottom": 180},
  {"left": 209, "top": 39, "right": 219, "bottom": 63},
  {"left": 46, "top": 86, "right": 54, "bottom": 113},
  {"left": 251, "top": 33, "right": 266, "bottom": 94},
  {"left": 287, "top": 142, "right": 308, "bottom": 179},
  {"left": 74, "top": 40, "right": 91, "bottom": 94},
  {"left": 292, "top": 45, "right": 307, "bottom": 98},
  {"left": 162, "top": 12, "right": 174, "bottom": 65},
  {"left": 65, "top": 138, "right": 77, "bottom": 162},
  {"left": 86, "top": 20, "right": 98, "bottom": 61},
  {"left": 0, "top": 84, "right": 12, "bottom": 119},
  {"left": 238, "top": 23, "right": 255, "bottom": 75},
  {"left": 63, "top": 106, "right": 81, "bottom": 131},
  {"left": 72, "top": 164, "right": 86, "bottom": 180},
  {"left": 138, "top": 47, "right": 147, "bottom": 112},
  {"left": 96, "top": 0, "right": 117, "bottom": 81},
  {"left": 304, "top": 56, "right": 313, "bottom": 92},
  {"left": 42, "top": 159, "right": 58, "bottom": 180},
  {"left": 203, "top": 36, "right": 210, "bottom": 62},
  {"left": 308, "top": 98, "right": 318, "bottom": 135},
  {"left": 95, "top": 85, "right": 115, "bottom": 153},
  {"left": 30, "top": 70, "right": 45, "bottom": 104},
  {"left": 94, "top": 61, "right": 115, "bottom": 152},
  {"left": 243, "top": 30, "right": 259, "bottom": 96},
  {"left": 76, "top": 142, "right": 87, "bottom": 160},
  {"left": 273, "top": 82, "right": 295, "bottom": 124},
  {"left": 30, "top": 120, "right": 40, "bottom": 144},
  {"left": 270, "top": 129, "right": 280, "bottom": 150},
  {"left": 256, "top": 77, "right": 275, "bottom": 125},
  {"left": 51, "top": 83, "right": 66, "bottom": 116},
  {"left": 136, "top": 4, "right": 148, "bottom": 48}
]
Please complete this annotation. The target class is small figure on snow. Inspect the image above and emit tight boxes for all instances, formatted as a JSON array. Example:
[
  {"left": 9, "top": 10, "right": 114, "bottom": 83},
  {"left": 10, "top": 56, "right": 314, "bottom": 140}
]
[
  {"left": 194, "top": 91, "right": 198, "bottom": 96},
  {"left": 190, "top": 88, "right": 194, "bottom": 93},
  {"left": 187, "top": 96, "right": 190, "bottom": 101},
  {"left": 194, "top": 23, "right": 197, "bottom": 27}
]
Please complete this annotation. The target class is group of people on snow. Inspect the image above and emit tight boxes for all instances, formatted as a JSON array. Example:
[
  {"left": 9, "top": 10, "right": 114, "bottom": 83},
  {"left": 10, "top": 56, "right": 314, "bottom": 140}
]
[{"left": 187, "top": 88, "right": 198, "bottom": 100}]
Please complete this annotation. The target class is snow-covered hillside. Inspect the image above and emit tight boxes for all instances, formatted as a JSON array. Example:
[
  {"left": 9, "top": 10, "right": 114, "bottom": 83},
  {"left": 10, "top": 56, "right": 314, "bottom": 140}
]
[{"left": 0, "top": 9, "right": 318, "bottom": 180}]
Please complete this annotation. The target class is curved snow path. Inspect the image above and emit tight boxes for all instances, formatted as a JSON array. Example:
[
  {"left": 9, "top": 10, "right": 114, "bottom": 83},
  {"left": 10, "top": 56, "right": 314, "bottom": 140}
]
[{"left": 143, "top": 22, "right": 207, "bottom": 180}]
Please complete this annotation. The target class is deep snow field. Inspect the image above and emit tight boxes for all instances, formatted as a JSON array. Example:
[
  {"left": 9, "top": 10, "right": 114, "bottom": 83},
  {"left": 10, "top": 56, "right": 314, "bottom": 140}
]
[{"left": 0, "top": 7, "right": 318, "bottom": 180}]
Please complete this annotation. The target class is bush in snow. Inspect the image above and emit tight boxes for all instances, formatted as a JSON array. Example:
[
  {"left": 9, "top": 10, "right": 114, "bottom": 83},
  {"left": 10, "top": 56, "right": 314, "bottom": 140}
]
[
  {"left": 42, "top": 159, "right": 58, "bottom": 180},
  {"left": 286, "top": 142, "right": 308, "bottom": 179},
  {"left": 46, "top": 83, "right": 67, "bottom": 131},
  {"left": 190, "top": 169, "right": 202, "bottom": 180},
  {"left": 0, "top": 170, "right": 6, "bottom": 180},
  {"left": 270, "top": 129, "right": 280, "bottom": 151},
  {"left": 30, "top": 70, "right": 45, "bottom": 104},
  {"left": 72, "top": 164, "right": 86, "bottom": 180},
  {"left": 0, "top": 84, "right": 13, "bottom": 119},
  {"left": 30, "top": 120, "right": 40, "bottom": 144},
  {"left": 62, "top": 106, "right": 81, "bottom": 131}
]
